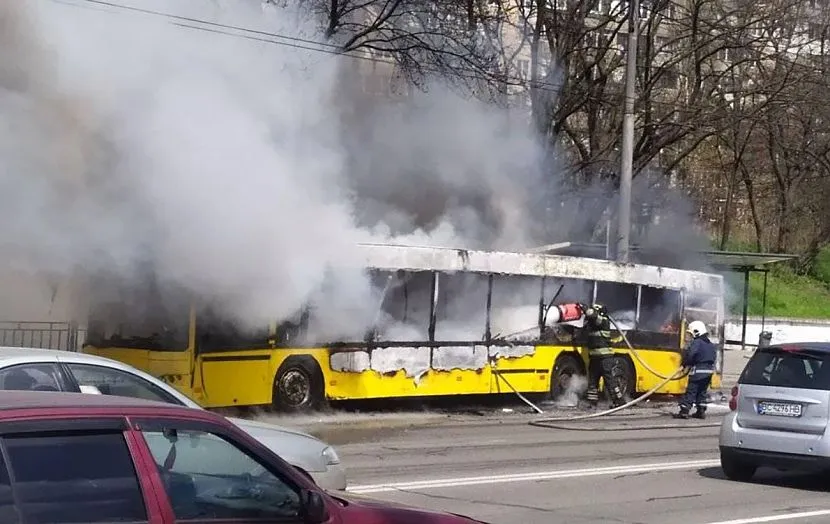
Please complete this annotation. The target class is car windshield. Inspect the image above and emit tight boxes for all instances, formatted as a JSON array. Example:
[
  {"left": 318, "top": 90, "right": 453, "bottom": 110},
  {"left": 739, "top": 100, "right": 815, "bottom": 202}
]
[{"left": 740, "top": 347, "right": 830, "bottom": 390}]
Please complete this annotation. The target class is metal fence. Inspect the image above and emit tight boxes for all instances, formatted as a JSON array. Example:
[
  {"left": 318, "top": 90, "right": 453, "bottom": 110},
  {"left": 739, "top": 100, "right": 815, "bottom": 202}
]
[{"left": 0, "top": 322, "right": 86, "bottom": 352}]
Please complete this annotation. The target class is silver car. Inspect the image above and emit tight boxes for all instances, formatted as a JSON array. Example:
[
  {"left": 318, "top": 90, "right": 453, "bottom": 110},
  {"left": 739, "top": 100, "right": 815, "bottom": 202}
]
[
  {"left": 719, "top": 342, "right": 830, "bottom": 481},
  {"left": 0, "top": 346, "right": 347, "bottom": 490}
]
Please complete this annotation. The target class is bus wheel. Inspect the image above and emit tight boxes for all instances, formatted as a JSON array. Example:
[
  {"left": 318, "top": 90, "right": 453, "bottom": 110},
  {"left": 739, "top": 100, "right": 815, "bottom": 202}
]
[
  {"left": 550, "top": 353, "right": 585, "bottom": 401},
  {"left": 610, "top": 356, "right": 636, "bottom": 401},
  {"left": 273, "top": 358, "right": 323, "bottom": 412}
]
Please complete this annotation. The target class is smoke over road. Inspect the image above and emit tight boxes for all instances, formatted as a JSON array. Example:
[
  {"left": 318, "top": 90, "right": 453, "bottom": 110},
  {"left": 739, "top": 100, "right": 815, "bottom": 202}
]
[{"left": 0, "top": 0, "right": 716, "bottom": 339}]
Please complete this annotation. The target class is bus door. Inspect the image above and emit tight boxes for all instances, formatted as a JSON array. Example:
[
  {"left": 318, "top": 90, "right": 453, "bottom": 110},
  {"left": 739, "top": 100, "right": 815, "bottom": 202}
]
[
  {"left": 685, "top": 291, "right": 724, "bottom": 378},
  {"left": 193, "top": 311, "right": 275, "bottom": 409}
]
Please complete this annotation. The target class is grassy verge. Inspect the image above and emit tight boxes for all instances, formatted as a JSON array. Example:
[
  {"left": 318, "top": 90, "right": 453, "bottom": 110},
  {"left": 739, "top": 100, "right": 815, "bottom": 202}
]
[
  {"left": 721, "top": 243, "right": 830, "bottom": 319},
  {"left": 741, "top": 269, "right": 830, "bottom": 319}
]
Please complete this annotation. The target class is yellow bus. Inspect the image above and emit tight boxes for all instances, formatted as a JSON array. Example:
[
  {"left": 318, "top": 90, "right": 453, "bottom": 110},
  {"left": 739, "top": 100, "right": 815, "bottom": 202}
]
[{"left": 81, "top": 243, "right": 725, "bottom": 411}]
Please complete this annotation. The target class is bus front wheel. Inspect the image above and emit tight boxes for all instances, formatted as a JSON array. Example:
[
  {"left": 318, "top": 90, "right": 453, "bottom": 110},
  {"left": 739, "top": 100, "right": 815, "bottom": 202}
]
[{"left": 273, "top": 358, "right": 324, "bottom": 412}]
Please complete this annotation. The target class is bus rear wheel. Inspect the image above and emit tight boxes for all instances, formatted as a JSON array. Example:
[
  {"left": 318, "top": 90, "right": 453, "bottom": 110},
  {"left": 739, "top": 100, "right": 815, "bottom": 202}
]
[
  {"left": 609, "top": 356, "right": 636, "bottom": 402},
  {"left": 273, "top": 358, "right": 323, "bottom": 412}
]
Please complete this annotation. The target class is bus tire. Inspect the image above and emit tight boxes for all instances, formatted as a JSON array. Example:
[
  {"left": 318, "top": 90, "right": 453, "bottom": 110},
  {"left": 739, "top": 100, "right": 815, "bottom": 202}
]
[
  {"left": 273, "top": 357, "right": 324, "bottom": 412},
  {"left": 610, "top": 355, "right": 636, "bottom": 401},
  {"left": 549, "top": 353, "right": 585, "bottom": 401}
]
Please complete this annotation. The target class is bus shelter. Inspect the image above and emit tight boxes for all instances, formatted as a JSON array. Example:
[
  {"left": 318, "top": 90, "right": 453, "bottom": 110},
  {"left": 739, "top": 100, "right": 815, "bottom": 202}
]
[{"left": 706, "top": 251, "right": 799, "bottom": 350}]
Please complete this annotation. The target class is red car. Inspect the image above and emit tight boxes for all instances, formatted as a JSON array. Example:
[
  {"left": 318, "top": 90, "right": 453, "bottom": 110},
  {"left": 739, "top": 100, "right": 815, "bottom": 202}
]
[{"left": 0, "top": 390, "right": 486, "bottom": 524}]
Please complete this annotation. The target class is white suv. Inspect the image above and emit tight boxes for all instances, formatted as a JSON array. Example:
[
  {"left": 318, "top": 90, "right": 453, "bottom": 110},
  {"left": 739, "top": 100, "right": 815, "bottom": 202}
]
[{"left": 719, "top": 342, "right": 830, "bottom": 481}]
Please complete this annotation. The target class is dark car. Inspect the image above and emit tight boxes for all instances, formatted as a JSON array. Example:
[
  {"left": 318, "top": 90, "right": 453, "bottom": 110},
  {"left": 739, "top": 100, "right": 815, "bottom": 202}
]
[{"left": 0, "top": 390, "right": 485, "bottom": 523}]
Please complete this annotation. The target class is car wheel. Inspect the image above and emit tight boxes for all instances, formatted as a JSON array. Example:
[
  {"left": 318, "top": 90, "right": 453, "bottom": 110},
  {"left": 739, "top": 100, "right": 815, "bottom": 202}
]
[
  {"left": 721, "top": 453, "right": 757, "bottom": 481},
  {"left": 550, "top": 353, "right": 584, "bottom": 400},
  {"left": 273, "top": 358, "right": 323, "bottom": 412}
]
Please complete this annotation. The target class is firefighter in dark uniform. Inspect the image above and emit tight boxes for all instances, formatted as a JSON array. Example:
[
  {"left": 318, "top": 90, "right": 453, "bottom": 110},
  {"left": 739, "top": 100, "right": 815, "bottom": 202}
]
[
  {"left": 582, "top": 304, "right": 625, "bottom": 408},
  {"left": 674, "top": 320, "right": 718, "bottom": 419}
]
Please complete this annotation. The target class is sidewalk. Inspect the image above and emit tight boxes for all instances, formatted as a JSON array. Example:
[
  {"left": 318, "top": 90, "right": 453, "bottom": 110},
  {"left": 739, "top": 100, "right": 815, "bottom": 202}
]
[{"left": 721, "top": 349, "right": 751, "bottom": 389}]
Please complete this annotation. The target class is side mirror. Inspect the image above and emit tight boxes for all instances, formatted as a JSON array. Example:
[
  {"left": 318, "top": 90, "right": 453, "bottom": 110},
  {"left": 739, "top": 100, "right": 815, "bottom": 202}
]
[{"left": 300, "top": 489, "right": 329, "bottom": 524}]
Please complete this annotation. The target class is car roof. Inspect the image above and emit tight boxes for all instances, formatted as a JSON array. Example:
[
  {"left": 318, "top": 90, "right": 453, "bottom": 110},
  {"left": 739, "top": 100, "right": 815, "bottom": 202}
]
[
  {"left": 0, "top": 346, "right": 70, "bottom": 361},
  {"left": 767, "top": 342, "right": 830, "bottom": 353},
  {"left": 0, "top": 346, "right": 121, "bottom": 364},
  {"left": 0, "top": 346, "right": 159, "bottom": 373},
  {"left": 0, "top": 390, "right": 226, "bottom": 423}
]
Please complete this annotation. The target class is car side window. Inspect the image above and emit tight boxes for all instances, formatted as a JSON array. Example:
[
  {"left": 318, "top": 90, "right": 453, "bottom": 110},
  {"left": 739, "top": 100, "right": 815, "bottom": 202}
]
[
  {"left": 0, "top": 364, "right": 63, "bottom": 392},
  {"left": 141, "top": 427, "right": 302, "bottom": 522},
  {"left": 64, "top": 363, "right": 182, "bottom": 405},
  {"left": 3, "top": 431, "right": 148, "bottom": 523}
]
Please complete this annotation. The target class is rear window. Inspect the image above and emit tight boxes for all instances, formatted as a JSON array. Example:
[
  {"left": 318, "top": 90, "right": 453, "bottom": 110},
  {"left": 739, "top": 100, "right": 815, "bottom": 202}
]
[{"left": 740, "top": 347, "right": 830, "bottom": 390}]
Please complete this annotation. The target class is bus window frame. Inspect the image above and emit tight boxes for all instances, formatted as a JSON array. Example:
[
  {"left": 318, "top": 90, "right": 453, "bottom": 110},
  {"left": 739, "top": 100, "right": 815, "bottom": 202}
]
[{"left": 193, "top": 308, "right": 273, "bottom": 355}]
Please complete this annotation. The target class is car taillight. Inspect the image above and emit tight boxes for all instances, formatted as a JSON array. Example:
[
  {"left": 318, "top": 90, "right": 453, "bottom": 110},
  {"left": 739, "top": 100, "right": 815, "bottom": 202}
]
[{"left": 729, "top": 385, "right": 738, "bottom": 411}]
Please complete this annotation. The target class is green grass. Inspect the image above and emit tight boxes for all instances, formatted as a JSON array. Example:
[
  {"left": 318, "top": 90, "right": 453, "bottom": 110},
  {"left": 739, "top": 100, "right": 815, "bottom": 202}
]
[
  {"left": 716, "top": 240, "right": 830, "bottom": 319},
  {"left": 740, "top": 268, "right": 830, "bottom": 319}
]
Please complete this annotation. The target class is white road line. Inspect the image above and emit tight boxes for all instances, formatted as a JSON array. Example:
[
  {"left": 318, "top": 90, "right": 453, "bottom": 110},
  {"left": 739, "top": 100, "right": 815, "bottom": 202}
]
[
  {"left": 704, "top": 509, "right": 830, "bottom": 524},
  {"left": 347, "top": 458, "right": 720, "bottom": 494}
]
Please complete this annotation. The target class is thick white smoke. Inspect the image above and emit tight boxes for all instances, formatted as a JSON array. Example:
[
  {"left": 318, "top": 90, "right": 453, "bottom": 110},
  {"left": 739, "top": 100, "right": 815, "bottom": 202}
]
[{"left": 0, "top": 0, "right": 551, "bottom": 336}]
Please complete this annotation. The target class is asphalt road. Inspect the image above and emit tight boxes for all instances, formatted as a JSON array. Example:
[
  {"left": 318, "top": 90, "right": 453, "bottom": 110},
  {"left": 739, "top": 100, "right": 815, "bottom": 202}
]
[
  {"left": 286, "top": 352, "right": 830, "bottom": 524},
  {"left": 314, "top": 410, "right": 830, "bottom": 524}
]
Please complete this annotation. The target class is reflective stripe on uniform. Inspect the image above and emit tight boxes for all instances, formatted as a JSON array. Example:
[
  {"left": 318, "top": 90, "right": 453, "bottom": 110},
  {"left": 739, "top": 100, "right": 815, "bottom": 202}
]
[
  {"left": 690, "top": 367, "right": 715, "bottom": 375},
  {"left": 588, "top": 347, "right": 613, "bottom": 356}
]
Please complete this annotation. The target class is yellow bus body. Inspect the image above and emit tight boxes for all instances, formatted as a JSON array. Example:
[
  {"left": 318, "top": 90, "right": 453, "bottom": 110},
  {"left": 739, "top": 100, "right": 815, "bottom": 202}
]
[{"left": 84, "top": 342, "right": 719, "bottom": 409}]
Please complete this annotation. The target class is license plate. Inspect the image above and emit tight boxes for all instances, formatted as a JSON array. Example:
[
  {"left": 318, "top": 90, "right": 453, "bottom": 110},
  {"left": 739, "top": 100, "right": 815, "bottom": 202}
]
[{"left": 758, "top": 401, "right": 802, "bottom": 417}]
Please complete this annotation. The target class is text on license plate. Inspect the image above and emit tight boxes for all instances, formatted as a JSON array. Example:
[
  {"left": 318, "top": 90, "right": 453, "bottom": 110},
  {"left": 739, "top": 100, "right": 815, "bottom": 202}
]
[{"left": 758, "top": 401, "right": 802, "bottom": 417}]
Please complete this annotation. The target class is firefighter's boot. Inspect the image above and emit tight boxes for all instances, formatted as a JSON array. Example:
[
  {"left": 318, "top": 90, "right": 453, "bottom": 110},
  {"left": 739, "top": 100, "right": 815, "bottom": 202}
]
[
  {"left": 672, "top": 405, "right": 690, "bottom": 419},
  {"left": 586, "top": 387, "right": 599, "bottom": 410},
  {"left": 692, "top": 406, "right": 706, "bottom": 419}
]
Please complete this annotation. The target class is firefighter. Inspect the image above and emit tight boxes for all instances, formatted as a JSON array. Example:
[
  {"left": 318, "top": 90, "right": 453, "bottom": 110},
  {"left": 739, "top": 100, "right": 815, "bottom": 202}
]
[
  {"left": 582, "top": 303, "right": 625, "bottom": 409},
  {"left": 673, "top": 320, "right": 717, "bottom": 419}
]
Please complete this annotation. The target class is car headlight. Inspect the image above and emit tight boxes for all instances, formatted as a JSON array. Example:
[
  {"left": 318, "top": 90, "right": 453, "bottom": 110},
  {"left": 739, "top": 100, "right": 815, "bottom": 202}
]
[{"left": 321, "top": 446, "right": 341, "bottom": 465}]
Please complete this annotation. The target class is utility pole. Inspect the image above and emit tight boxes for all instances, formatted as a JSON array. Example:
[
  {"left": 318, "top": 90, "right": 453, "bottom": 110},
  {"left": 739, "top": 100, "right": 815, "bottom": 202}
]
[{"left": 616, "top": 0, "right": 640, "bottom": 263}]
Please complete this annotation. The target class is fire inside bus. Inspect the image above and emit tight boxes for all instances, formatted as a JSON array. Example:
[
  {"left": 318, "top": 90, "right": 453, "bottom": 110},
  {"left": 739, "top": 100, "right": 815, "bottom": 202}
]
[{"left": 81, "top": 243, "right": 725, "bottom": 411}]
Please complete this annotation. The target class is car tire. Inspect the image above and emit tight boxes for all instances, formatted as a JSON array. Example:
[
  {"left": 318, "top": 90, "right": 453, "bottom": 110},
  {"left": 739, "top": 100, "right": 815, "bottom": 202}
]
[
  {"left": 720, "top": 453, "right": 757, "bottom": 481},
  {"left": 273, "top": 358, "right": 324, "bottom": 412},
  {"left": 550, "top": 353, "right": 585, "bottom": 401}
]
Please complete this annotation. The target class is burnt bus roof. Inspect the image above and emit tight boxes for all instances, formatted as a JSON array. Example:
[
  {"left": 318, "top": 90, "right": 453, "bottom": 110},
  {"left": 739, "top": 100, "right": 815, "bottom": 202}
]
[{"left": 350, "top": 243, "right": 725, "bottom": 295}]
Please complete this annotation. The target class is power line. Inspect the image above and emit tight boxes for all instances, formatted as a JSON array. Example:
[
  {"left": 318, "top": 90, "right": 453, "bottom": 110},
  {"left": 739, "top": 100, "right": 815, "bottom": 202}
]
[
  {"left": 52, "top": 0, "right": 730, "bottom": 103},
  {"left": 51, "top": 0, "right": 830, "bottom": 123}
]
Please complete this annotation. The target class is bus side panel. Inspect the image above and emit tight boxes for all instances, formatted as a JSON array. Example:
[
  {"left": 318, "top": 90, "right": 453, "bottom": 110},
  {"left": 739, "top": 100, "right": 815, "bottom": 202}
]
[
  {"left": 197, "top": 349, "right": 274, "bottom": 408},
  {"left": 147, "top": 350, "right": 194, "bottom": 398},
  {"left": 81, "top": 347, "right": 195, "bottom": 400},
  {"left": 325, "top": 367, "right": 494, "bottom": 400},
  {"left": 83, "top": 347, "right": 152, "bottom": 373},
  {"left": 489, "top": 345, "right": 563, "bottom": 394},
  {"left": 323, "top": 345, "right": 563, "bottom": 400},
  {"left": 616, "top": 348, "right": 685, "bottom": 395},
  {"left": 197, "top": 348, "right": 334, "bottom": 409}
]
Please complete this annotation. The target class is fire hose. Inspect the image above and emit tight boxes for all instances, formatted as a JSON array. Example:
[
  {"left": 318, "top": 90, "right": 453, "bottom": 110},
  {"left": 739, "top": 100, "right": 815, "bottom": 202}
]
[{"left": 497, "top": 314, "right": 723, "bottom": 430}]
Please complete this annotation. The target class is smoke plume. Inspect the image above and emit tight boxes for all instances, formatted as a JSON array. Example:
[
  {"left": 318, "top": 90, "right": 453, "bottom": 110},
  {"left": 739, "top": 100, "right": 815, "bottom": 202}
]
[{"left": 0, "top": 0, "right": 720, "bottom": 341}]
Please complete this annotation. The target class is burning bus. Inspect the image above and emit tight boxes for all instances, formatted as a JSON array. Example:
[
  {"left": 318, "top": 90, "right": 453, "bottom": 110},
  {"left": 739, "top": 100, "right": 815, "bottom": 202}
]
[{"left": 81, "top": 243, "right": 725, "bottom": 411}]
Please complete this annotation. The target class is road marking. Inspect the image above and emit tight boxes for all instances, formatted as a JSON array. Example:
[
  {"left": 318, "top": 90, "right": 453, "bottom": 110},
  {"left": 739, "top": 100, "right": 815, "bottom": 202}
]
[
  {"left": 347, "top": 458, "right": 720, "bottom": 494},
  {"left": 704, "top": 509, "right": 830, "bottom": 524}
]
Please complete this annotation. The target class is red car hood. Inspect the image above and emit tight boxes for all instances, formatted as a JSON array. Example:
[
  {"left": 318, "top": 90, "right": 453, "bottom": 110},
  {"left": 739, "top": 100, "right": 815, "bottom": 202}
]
[{"left": 328, "top": 491, "right": 485, "bottom": 523}]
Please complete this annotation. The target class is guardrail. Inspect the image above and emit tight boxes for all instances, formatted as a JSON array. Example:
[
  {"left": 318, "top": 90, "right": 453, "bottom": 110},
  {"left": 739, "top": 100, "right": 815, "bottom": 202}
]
[{"left": 0, "top": 322, "right": 86, "bottom": 352}]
